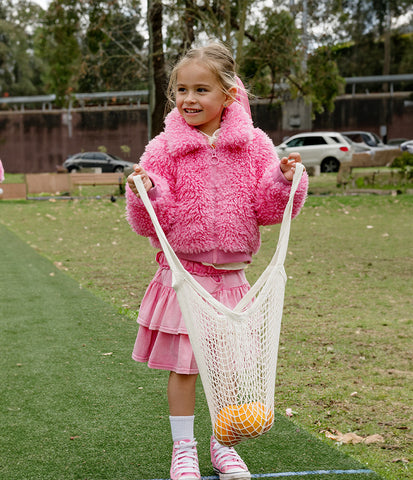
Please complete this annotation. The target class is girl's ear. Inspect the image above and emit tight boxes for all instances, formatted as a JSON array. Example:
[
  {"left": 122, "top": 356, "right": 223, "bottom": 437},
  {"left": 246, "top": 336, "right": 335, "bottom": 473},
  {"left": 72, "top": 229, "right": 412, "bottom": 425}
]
[{"left": 223, "top": 86, "right": 238, "bottom": 107}]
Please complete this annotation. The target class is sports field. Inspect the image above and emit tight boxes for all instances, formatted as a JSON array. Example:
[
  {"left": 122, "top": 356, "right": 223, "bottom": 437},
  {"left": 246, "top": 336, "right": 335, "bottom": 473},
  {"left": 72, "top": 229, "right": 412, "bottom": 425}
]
[
  {"left": 0, "top": 223, "right": 383, "bottom": 480},
  {"left": 1, "top": 186, "right": 411, "bottom": 480}
]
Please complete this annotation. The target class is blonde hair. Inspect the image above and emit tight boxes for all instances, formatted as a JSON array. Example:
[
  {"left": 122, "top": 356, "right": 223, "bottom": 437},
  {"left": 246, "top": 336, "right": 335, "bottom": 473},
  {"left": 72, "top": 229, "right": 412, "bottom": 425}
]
[{"left": 166, "top": 42, "right": 239, "bottom": 110}]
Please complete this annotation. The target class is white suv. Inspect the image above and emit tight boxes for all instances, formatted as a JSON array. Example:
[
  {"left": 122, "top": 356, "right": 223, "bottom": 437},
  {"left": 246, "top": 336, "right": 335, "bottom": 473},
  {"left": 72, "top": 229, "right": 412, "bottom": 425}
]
[{"left": 276, "top": 131, "right": 353, "bottom": 173}]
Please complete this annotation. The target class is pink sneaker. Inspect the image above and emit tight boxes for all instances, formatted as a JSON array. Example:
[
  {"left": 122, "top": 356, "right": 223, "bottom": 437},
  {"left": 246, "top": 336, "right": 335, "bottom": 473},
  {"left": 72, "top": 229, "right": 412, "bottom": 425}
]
[
  {"left": 170, "top": 439, "right": 201, "bottom": 480},
  {"left": 210, "top": 436, "right": 251, "bottom": 480}
]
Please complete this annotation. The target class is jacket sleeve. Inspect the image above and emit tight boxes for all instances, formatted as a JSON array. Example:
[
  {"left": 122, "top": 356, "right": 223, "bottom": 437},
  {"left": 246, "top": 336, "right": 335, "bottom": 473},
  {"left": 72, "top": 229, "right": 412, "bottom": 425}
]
[
  {"left": 125, "top": 137, "right": 176, "bottom": 238},
  {"left": 252, "top": 131, "right": 308, "bottom": 226}
]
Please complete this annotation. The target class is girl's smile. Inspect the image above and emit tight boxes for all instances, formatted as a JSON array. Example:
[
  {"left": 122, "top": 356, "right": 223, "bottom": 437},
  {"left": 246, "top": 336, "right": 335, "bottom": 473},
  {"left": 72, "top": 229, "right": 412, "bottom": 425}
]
[{"left": 176, "top": 61, "right": 236, "bottom": 136}]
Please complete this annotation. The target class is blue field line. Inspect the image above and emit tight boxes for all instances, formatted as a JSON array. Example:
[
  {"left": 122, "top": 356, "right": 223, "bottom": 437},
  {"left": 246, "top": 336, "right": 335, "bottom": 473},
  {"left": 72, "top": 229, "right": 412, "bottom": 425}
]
[{"left": 147, "top": 469, "right": 375, "bottom": 480}]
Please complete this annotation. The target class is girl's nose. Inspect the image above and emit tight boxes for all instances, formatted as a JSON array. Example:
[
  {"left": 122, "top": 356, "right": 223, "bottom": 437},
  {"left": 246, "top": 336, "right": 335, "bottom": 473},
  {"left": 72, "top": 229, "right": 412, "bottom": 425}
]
[{"left": 185, "top": 91, "right": 196, "bottom": 103}]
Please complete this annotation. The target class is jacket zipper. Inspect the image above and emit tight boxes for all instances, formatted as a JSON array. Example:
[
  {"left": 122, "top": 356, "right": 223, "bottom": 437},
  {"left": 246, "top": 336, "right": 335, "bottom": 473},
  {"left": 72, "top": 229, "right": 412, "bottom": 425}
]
[
  {"left": 210, "top": 148, "right": 219, "bottom": 165},
  {"left": 210, "top": 145, "right": 219, "bottom": 262}
]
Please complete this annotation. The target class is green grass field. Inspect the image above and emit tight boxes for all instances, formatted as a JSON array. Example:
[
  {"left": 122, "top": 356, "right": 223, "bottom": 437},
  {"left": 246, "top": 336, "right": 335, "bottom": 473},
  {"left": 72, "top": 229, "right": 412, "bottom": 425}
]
[{"left": 1, "top": 178, "right": 411, "bottom": 480}]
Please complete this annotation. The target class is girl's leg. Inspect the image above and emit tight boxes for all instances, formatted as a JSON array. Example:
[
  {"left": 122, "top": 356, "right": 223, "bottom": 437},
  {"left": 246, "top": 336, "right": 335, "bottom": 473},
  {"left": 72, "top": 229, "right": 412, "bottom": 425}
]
[
  {"left": 168, "top": 372, "right": 200, "bottom": 480},
  {"left": 168, "top": 372, "right": 197, "bottom": 416}
]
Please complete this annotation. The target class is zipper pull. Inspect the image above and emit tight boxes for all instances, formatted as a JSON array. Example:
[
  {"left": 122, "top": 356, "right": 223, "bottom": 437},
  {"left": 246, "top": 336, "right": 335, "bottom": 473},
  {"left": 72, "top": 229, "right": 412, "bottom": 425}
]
[{"left": 210, "top": 146, "right": 219, "bottom": 165}]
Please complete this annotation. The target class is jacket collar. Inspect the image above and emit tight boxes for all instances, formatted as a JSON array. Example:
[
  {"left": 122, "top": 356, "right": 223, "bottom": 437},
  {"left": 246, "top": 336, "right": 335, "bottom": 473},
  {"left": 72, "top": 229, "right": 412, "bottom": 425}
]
[{"left": 163, "top": 101, "right": 254, "bottom": 156}]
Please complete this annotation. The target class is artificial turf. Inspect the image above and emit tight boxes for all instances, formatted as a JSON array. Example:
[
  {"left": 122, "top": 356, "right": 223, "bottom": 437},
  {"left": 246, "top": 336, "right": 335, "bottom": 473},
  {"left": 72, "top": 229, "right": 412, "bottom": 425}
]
[{"left": 0, "top": 223, "right": 383, "bottom": 480}]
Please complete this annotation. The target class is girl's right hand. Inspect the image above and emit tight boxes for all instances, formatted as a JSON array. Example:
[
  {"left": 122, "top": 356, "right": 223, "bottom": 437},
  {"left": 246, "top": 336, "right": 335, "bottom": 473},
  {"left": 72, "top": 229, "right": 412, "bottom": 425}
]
[{"left": 127, "top": 164, "right": 153, "bottom": 197}]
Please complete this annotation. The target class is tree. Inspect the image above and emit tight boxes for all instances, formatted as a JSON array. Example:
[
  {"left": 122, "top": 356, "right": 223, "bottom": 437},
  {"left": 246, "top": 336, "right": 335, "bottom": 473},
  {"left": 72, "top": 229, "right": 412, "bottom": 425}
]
[
  {"left": 303, "top": 46, "right": 345, "bottom": 114},
  {"left": 79, "top": 0, "right": 146, "bottom": 92},
  {"left": 242, "top": 9, "right": 302, "bottom": 99},
  {"left": 35, "top": 0, "right": 82, "bottom": 106},
  {"left": 147, "top": 0, "right": 168, "bottom": 139},
  {"left": 0, "top": 0, "right": 45, "bottom": 97}
]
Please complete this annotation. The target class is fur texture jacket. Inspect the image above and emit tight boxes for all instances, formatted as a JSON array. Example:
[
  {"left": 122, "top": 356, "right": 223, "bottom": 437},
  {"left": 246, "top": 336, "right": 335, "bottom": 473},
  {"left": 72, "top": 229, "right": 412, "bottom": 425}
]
[{"left": 126, "top": 102, "right": 308, "bottom": 264}]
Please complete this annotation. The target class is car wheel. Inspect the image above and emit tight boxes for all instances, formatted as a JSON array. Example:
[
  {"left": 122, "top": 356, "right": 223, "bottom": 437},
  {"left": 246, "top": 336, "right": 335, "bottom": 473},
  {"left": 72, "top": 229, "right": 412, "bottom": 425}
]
[
  {"left": 114, "top": 166, "right": 124, "bottom": 173},
  {"left": 321, "top": 157, "right": 340, "bottom": 173},
  {"left": 68, "top": 166, "right": 80, "bottom": 173}
]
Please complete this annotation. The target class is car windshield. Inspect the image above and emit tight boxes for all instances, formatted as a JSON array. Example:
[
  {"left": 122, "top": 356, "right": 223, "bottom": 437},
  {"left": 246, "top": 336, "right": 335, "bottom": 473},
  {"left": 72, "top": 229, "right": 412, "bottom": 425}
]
[
  {"left": 107, "top": 153, "right": 123, "bottom": 161},
  {"left": 371, "top": 132, "right": 383, "bottom": 145}
]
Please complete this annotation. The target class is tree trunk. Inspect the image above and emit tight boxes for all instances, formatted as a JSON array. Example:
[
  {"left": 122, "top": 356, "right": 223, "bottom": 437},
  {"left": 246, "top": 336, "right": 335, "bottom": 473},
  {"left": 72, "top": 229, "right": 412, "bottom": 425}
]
[
  {"left": 180, "top": 0, "right": 196, "bottom": 52},
  {"left": 235, "top": 0, "right": 248, "bottom": 68},
  {"left": 382, "top": 1, "right": 391, "bottom": 91},
  {"left": 147, "top": 0, "right": 168, "bottom": 139}
]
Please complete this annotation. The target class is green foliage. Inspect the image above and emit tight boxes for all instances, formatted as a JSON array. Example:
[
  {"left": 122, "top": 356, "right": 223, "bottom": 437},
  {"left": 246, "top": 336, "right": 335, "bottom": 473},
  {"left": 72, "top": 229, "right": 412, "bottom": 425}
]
[
  {"left": 390, "top": 151, "right": 413, "bottom": 180},
  {"left": 0, "top": 0, "right": 46, "bottom": 96},
  {"left": 35, "top": 0, "right": 82, "bottom": 106},
  {"left": 120, "top": 145, "right": 131, "bottom": 157},
  {"left": 78, "top": 1, "right": 145, "bottom": 92},
  {"left": 34, "top": 1, "right": 145, "bottom": 104},
  {"left": 242, "top": 9, "right": 301, "bottom": 99},
  {"left": 1, "top": 0, "right": 412, "bottom": 118},
  {"left": 303, "top": 46, "right": 346, "bottom": 114},
  {"left": 333, "top": 32, "right": 413, "bottom": 85}
]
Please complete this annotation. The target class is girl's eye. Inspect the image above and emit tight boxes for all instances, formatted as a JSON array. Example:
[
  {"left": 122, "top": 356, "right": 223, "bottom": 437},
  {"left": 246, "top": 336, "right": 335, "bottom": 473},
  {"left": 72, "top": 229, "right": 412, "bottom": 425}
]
[
  {"left": 198, "top": 88, "right": 208, "bottom": 93},
  {"left": 177, "top": 87, "right": 186, "bottom": 93}
]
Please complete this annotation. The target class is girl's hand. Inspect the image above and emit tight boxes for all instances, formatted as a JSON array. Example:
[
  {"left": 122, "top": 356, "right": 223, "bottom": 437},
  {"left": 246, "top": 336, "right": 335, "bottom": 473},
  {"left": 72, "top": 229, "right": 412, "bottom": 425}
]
[
  {"left": 126, "top": 164, "right": 153, "bottom": 197},
  {"left": 280, "top": 152, "right": 303, "bottom": 182}
]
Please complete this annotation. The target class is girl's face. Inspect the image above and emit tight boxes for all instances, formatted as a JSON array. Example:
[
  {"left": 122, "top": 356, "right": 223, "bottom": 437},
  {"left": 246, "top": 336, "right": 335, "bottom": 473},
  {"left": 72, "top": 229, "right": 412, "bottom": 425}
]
[{"left": 175, "top": 60, "right": 236, "bottom": 137}]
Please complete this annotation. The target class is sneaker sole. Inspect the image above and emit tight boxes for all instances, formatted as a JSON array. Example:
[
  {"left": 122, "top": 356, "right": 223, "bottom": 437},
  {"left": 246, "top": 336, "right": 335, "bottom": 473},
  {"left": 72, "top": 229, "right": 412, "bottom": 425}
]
[
  {"left": 171, "top": 477, "right": 200, "bottom": 480},
  {"left": 213, "top": 467, "right": 251, "bottom": 480}
]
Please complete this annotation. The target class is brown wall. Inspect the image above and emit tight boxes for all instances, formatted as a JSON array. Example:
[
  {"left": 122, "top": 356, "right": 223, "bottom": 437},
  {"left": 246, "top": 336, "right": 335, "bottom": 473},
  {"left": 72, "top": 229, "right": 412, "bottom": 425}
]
[
  {"left": 0, "top": 107, "right": 148, "bottom": 173},
  {"left": 0, "top": 94, "right": 411, "bottom": 174},
  {"left": 313, "top": 93, "right": 413, "bottom": 140}
]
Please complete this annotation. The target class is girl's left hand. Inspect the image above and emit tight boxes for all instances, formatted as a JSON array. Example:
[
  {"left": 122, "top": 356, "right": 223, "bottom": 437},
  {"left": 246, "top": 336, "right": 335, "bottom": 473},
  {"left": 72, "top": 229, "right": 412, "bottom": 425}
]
[{"left": 280, "top": 152, "right": 303, "bottom": 182}]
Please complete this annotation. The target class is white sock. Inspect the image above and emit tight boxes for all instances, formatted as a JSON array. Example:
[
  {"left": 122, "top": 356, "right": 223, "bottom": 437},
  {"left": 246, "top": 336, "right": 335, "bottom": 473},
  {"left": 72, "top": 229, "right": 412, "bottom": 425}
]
[{"left": 170, "top": 415, "right": 195, "bottom": 442}]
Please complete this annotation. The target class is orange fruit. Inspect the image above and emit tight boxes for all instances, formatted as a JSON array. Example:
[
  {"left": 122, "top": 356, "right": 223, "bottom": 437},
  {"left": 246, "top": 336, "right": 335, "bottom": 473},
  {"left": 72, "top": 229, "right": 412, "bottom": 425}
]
[
  {"left": 233, "top": 402, "right": 273, "bottom": 438},
  {"left": 213, "top": 405, "right": 240, "bottom": 447}
]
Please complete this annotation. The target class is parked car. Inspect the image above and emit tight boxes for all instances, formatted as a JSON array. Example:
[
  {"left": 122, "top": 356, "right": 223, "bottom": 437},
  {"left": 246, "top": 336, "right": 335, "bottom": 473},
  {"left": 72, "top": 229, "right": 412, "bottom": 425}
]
[
  {"left": 400, "top": 140, "right": 413, "bottom": 154},
  {"left": 63, "top": 152, "right": 135, "bottom": 173},
  {"left": 341, "top": 131, "right": 390, "bottom": 149},
  {"left": 342, "top": 136, "right": 373, "bottom": 154},
  {"left": 342, "top": 131, "right": 403, "bottom": 167},
  {"left": 387, "top": 138, "right": 409, "bottom": 147},
  {"left": 275, "top": 131, "right": 352, "bottom": 173}
]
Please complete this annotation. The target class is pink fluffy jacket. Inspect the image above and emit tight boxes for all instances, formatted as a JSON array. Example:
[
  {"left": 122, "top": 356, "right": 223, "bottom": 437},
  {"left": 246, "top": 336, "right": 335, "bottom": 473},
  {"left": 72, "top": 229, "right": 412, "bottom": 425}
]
[{"left": 126, "top": 102, "right": 308, "bottom": 265}]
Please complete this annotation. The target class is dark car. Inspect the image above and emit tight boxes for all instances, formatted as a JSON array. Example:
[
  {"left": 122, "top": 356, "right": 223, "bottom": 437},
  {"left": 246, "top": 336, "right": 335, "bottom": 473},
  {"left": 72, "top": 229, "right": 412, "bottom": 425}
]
[{"left": 63, "top": 152, "right": 135, "bottom": 173}]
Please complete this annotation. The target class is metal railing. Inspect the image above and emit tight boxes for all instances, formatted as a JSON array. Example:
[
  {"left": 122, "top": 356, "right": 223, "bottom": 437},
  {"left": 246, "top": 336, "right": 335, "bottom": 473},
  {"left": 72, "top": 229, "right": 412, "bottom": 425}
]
[
  {"left": 0, "top": 91, "right": 149, "bottom": 111},
  {"left": 1, "top": 74, "right": 412, "bottom": 110},
  {"left": 344, "top": 74, "right": 413, "bottom": 95}
]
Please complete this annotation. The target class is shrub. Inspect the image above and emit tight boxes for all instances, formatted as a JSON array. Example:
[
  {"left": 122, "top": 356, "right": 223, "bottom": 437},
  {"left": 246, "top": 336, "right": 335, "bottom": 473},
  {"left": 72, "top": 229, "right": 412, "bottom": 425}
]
[{"left": 391, "top": 151, "right": 413, "bottom": 180}]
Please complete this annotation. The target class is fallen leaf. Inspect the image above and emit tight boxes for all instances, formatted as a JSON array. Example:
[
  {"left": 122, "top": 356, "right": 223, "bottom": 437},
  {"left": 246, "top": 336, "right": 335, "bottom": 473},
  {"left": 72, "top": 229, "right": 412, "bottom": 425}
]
[
  {"left": 102, "top": 352, "right": 113, "bottom": 356},
  {"left": 363, "top": 434, "right": 384, "bottom": 444},
  {"left": 392, "top": 458, "right": 409, "bottom": 464},
  {"left": 321, "top": 429, "right": 384, "bottom": 445}
]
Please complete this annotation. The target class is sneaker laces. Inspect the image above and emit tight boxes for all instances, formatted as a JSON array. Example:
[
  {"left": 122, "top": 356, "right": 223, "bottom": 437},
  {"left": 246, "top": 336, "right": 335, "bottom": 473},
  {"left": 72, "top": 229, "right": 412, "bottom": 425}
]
[
  {"left": 211, "top": 438, "right": 247, "bottom": 471},
  {"left": 172, "top": 440, "right": 199, "bottom": 477}
]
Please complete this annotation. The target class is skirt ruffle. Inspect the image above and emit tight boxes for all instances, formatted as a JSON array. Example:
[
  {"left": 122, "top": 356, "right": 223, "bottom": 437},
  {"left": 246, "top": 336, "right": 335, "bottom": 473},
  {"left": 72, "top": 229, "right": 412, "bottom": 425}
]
[{"left": 132, "top": 252, "right": 250, "bottom": 374}]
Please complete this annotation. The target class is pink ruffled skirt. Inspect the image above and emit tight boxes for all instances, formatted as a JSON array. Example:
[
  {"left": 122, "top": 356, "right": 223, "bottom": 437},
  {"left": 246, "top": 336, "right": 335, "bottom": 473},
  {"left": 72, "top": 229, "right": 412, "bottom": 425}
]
[{"left": 132, "top": 251, "right": 250, "bottom": 374}]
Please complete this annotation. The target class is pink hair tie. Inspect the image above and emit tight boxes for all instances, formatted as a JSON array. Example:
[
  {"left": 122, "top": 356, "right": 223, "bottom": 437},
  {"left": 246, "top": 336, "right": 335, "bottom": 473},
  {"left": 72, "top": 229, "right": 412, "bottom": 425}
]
[
  {"left": 235, "top": 76, "right": 251, "bottom": 119},
  {"left": 0, "top": 159, "right": 4, "bottom": 183}
]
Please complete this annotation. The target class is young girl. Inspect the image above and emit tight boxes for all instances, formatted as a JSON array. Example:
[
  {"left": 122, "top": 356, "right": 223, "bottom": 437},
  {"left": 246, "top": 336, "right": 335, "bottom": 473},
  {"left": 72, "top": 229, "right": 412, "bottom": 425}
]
[{"left": 126, "top": 42, "right": 308, "bottom": 480}]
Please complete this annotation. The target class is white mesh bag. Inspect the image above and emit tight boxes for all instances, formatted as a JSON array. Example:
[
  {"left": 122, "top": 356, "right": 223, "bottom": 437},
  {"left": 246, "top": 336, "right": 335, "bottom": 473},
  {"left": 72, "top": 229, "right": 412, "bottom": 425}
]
[{"left": 133, "top": 163, "right": 304, "bottom": 446}]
